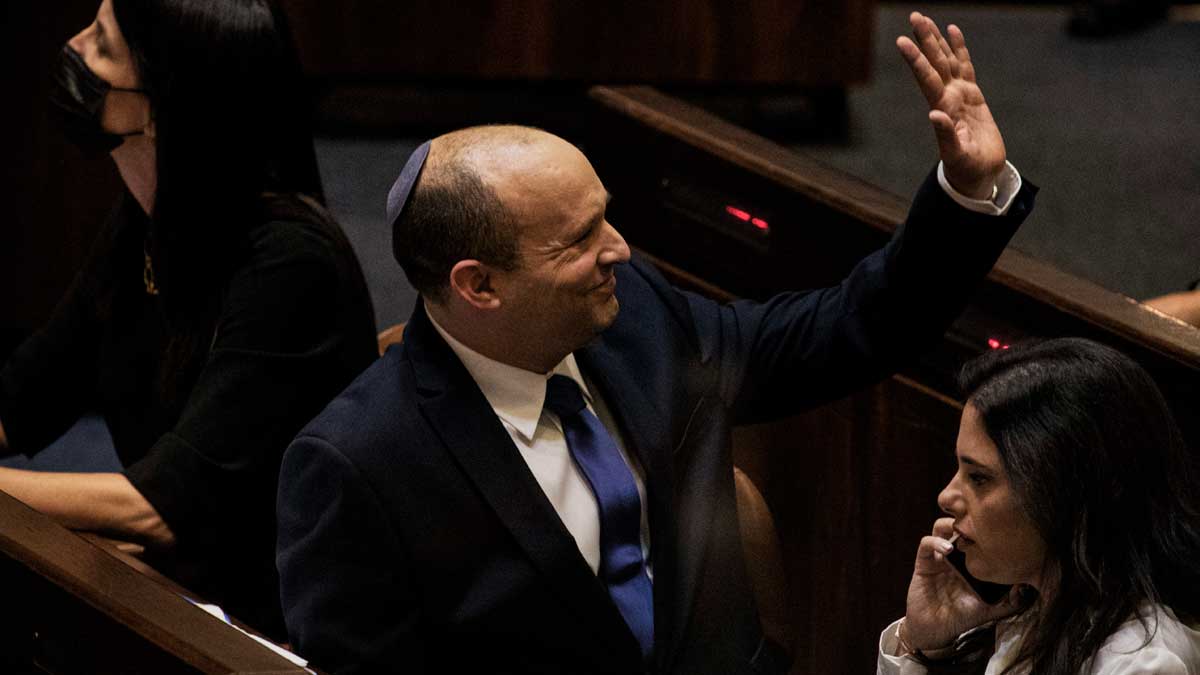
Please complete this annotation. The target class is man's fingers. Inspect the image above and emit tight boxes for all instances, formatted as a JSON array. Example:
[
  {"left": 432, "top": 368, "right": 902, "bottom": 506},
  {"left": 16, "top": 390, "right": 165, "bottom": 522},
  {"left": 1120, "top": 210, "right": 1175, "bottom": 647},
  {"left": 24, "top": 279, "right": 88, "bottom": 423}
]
[
  {"left": 935, "top": 29, "right": 960, "bottom": 79},
  {"left": 948, "top": 25, "right": 971, "bottom": 63},
  {"left": 948, "top": 25, "right": 977, "bottom": 82},
  {"left": 929, "top": 110, "right": 960, "bottom": 152},
  {"left": 911, "top": 12, "right": 952, "bottom": 81},
  {"left": 897, "top": 36, "right": 944, "bottom": 106}
]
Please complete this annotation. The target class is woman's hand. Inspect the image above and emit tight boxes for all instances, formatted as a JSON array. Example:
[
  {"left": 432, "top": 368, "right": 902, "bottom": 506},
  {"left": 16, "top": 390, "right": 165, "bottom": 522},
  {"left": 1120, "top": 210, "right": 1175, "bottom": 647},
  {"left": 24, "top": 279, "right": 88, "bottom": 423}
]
[{"left": 902, "top": 517, "right": 1025, "bottom": 651}]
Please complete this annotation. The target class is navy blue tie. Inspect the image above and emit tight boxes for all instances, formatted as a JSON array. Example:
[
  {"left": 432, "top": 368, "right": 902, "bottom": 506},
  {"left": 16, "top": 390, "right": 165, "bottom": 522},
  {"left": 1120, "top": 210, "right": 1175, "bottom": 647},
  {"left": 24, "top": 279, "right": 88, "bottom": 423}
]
[{"left": 544, "top": 374, "right": 654, "bottom": 659}]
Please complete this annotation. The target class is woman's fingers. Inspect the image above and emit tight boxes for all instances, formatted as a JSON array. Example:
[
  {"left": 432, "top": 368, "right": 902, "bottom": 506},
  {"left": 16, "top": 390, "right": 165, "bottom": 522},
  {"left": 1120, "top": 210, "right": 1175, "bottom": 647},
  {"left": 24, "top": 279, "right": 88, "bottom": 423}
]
[
  {"left": 931, "top": 517, "right": 956, "bottom": 539},
  {"left": 916, "top": 534, "right": 956, "bottom": 568},
  {"left": 917, "top": 519, "right": 957, "bottom": 570}
]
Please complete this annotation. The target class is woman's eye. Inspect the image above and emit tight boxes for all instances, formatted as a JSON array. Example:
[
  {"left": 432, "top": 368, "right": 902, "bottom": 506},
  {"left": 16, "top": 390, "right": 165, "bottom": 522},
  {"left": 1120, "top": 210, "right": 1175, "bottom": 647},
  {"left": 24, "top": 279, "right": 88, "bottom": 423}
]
[{"left": 968, "top": 472, "right": 990, "bottom": 486}]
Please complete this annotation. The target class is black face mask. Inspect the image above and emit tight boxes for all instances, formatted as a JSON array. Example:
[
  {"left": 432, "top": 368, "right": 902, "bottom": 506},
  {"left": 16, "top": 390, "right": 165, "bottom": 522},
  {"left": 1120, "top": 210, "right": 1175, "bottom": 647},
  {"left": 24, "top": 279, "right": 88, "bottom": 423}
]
[{"left": 49, "top": 45, "right": 146, "bottom": 157}]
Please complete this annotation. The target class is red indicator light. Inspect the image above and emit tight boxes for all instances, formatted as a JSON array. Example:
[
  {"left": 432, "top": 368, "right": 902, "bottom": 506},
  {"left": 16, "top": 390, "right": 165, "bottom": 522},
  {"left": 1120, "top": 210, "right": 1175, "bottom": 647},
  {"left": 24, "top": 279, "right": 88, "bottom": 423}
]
[
  {"left": 1002, "top": 344, "right": 1010, "bottom": 350},
  {"left": 725, "top": 205, "right": 751, "bottom": 222},
  {"left": 751, "top": 217, "right": 769, "bottom": 231},
  {"left": 987, "top": 338, "right": 1001, "bottom": 349}
]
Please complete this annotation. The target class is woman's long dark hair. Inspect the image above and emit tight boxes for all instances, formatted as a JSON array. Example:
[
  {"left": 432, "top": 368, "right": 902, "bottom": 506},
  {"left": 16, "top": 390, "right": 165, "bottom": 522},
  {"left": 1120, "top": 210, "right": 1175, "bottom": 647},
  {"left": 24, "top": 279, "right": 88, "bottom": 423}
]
[
  {"left": 960, "top": 338, "right": 1200, "bottom": 674},
  {"left": 110, "top": 0, "right": 322, "bottom": 397}
]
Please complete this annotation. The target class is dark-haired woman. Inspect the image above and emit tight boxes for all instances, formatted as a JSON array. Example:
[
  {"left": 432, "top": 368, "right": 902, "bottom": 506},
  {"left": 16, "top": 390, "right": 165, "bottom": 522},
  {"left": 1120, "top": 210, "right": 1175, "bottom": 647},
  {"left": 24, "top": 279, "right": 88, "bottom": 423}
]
[
  {"left": 0, "top": 0, "right": 377, "bottom": 637},
  {"left": 878, "top": 338, "right": 1200, "bottom": 674}
]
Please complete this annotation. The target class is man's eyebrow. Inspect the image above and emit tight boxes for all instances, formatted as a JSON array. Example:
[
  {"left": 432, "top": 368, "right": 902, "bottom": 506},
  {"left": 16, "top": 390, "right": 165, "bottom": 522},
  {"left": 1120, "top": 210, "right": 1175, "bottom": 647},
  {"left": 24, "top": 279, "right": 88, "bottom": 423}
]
[
  {"left": 587, "top": 191, "right": 612, "bottom": 227},
  {"left": 557, "top": 191, "right": 611, "bottom": 248}
]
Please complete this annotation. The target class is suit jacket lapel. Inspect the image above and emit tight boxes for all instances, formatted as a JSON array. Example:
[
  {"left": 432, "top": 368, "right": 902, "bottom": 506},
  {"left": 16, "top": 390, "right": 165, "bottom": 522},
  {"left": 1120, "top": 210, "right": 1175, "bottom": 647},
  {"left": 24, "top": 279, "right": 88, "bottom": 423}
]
[{"left": 403, "top": 308, "right": 642, "bottom": 664}]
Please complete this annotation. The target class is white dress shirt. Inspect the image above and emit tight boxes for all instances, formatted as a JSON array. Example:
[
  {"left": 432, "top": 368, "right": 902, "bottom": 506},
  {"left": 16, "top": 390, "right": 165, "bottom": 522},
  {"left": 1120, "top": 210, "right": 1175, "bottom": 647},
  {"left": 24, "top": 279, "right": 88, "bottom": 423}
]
[
  {"left": 426, "top": 306, "right": 651, "bottom": 576},
  {"left": 877, "top": 604, "right": 1200, "bottom": 674}
]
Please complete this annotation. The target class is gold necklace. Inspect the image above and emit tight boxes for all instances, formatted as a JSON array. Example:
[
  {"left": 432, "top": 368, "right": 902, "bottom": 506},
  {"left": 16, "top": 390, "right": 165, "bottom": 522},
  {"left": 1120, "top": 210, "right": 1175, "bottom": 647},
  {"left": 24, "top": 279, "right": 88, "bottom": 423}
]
[{"left": 143, "top": 239, "right": 160, "bottom": 296}]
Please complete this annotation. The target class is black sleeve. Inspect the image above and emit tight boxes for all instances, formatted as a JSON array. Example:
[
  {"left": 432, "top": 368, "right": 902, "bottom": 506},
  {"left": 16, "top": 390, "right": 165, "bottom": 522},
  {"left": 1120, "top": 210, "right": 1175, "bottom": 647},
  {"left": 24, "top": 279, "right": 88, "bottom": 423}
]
[
  {"left": 0, "top": 199, "right": 127, "bottom": 456},
  {"left": 277, "top": 435, "right": 425, "bottom": 675},
  {"left": 681, "top": 168, "right": 1038, "bottom": 425},
  {"left": 123, "top": 221, "right": 376, "bottom": 543}
]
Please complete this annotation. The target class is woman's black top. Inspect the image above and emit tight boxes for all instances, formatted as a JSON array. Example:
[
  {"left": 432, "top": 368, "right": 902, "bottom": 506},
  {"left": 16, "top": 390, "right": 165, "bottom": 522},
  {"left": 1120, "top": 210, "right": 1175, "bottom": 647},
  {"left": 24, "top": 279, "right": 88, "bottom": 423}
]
[{"left": 0, "top": 193, "right": 378, "bottom": 638}]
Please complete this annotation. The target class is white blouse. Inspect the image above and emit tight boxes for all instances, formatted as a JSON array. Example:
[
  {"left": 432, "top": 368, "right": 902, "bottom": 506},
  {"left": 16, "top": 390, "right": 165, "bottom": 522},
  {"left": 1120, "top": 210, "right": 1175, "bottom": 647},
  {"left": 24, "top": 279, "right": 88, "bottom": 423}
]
[{"left": 878, "top": 605, "right": 1200, "bottom": 674}]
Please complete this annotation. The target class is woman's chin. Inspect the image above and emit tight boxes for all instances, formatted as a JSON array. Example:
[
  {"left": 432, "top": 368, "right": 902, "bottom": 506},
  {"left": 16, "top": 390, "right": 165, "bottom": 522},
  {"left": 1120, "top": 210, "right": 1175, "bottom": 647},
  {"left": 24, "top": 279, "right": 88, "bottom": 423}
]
[{"left": 964, "top": 555, "right": 1006, "bottom": 585}]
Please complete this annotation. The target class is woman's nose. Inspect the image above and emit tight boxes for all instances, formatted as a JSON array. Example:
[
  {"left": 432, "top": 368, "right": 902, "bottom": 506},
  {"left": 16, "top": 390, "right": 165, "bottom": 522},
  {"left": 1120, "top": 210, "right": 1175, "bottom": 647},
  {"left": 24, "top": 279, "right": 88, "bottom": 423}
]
[
  {"left": 67, "top": 23, "right": 93, "bottom": 55},
  {"left": 937, "top": 477, "right": 963, "bottom": 516}
]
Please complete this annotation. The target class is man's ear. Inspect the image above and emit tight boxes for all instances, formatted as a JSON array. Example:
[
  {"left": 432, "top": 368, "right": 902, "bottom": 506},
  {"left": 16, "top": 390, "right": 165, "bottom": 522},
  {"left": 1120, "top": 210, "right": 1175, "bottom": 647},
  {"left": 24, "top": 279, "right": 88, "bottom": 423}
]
[{"left": 448, "top": 259, "right": 501, "bottom": 310}]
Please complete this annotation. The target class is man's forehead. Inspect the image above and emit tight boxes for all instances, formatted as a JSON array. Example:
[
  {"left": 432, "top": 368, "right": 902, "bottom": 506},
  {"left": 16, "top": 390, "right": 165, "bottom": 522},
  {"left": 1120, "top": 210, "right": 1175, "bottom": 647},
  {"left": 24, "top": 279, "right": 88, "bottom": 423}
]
[
  {"left": 509, "top": 180, "right": 607, "bottom": 251},
  {"left": 485, "top": 144, "right": 602, "bottom": 202},
  {"left": 428, "top": 127, "right": 606, "bottom": 236},
  {"left": 474, "top": 138, "right": 583, "bottom": 182},
  {"left": 437, "top": 126, "right": 558, "bottom": 168}
]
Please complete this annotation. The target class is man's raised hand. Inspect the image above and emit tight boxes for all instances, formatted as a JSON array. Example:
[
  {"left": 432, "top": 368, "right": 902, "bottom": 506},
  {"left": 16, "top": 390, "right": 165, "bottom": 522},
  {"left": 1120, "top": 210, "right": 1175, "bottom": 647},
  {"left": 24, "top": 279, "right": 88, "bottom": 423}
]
[{"left": 897, "top": 12, "right": 1006, "bottom": 200}]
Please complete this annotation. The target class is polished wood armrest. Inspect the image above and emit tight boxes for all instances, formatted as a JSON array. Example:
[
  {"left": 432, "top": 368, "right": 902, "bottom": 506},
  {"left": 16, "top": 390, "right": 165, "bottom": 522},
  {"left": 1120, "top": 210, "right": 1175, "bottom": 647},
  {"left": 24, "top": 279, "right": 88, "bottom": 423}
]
[
  {"left": 0, "top": 488, "right": 312, "bottom": 674},
  {"left": 79, "top": 532, "right": 146, "bottom": 558}
]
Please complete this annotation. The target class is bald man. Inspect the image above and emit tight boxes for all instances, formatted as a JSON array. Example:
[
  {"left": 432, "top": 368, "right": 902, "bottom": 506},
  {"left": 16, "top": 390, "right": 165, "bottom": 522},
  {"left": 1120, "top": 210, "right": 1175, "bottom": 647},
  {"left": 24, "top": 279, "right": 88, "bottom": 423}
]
[{"left": 276, "top": 14, "right": 1038, "bottom": 675}]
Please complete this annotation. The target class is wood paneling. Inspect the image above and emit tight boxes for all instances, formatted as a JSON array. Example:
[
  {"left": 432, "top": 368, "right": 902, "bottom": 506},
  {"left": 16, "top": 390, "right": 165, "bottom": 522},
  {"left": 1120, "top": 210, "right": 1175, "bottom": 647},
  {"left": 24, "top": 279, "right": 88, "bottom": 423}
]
[{"left": 279, "top": 0, "right": 874, "bottom": 86}]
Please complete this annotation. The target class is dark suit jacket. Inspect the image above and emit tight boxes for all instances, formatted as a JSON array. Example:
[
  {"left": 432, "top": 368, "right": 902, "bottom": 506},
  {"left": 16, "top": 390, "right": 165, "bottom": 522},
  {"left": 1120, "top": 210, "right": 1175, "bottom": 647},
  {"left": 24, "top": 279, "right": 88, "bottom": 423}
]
[{"left": 276, "top": 171, "right": 1037, "bottom": 675}]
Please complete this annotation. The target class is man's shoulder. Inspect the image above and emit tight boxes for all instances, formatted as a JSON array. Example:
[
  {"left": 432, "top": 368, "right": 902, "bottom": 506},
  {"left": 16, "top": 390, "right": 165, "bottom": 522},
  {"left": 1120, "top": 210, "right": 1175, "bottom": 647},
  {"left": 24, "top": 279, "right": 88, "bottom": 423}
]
[
  {"left": 292, "top": 348, "right": 420, "bottom": 457},
  {"left": 613, "top": 254, "right": 695, "bottom": 326},
  {"left": 608, "top": 254, "right": 704, "bottom": 359}
]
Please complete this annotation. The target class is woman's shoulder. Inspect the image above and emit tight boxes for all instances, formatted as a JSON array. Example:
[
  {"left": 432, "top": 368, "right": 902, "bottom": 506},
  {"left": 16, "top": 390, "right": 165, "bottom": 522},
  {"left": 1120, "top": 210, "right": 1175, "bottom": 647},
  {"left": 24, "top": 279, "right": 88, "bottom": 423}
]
[
  {"left": 1093, "top": 604, "right": 1200, "bottom": 672},
  {"left": 241, "top": 193, "right": 358, "bottom": 269}
]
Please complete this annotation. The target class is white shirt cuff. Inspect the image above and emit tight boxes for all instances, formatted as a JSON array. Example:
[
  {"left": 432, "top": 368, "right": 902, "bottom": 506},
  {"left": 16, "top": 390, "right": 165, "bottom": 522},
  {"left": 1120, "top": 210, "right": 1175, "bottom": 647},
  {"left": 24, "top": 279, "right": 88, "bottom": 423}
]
[{"left": 937, "top": 161, "right": 1022, "bottom": 216}]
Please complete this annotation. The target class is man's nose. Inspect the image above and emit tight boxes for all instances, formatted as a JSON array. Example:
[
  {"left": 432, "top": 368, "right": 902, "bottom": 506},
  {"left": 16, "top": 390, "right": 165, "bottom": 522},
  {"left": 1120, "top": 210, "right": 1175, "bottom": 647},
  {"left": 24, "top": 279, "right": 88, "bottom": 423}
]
[{"left": 599, "top": 221, "right": 631, "bottom": 266}]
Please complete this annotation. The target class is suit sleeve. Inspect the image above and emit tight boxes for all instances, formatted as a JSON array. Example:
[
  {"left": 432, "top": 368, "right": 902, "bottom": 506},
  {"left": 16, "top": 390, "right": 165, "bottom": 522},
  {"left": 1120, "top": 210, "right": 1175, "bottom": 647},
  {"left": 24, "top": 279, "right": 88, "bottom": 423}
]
[
  {"left": 277, "top": 434, "right": 426, "bottom": 675},
  {"left": 682, "top": 168, "right": 1037, "bottom": 425}
]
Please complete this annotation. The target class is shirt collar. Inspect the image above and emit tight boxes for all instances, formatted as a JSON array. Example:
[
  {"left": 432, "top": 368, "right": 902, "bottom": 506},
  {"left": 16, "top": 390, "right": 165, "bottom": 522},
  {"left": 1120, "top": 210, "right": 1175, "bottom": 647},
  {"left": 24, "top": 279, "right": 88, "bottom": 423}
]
[{"left": 424, "top": 303, "right": 593, "bottom": 442}]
